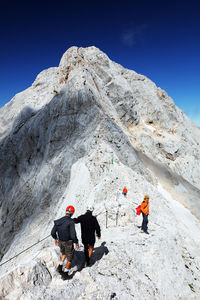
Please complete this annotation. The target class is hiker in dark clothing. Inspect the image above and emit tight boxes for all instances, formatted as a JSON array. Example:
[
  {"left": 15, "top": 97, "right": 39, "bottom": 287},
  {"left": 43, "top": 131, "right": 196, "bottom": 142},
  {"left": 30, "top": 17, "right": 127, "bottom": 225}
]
[
  {"left": 51, "top": 205, "right": 79, "bottom": 279},
  {"left": 73, "top": 206, "right": 101, "bottom": 266}
]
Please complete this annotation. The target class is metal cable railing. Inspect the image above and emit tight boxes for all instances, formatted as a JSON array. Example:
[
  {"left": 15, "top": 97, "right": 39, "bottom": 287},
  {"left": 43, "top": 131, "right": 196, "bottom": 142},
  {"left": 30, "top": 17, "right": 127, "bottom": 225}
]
[{"left": 0, "top": 203, "right": 139, "bottom": 267}]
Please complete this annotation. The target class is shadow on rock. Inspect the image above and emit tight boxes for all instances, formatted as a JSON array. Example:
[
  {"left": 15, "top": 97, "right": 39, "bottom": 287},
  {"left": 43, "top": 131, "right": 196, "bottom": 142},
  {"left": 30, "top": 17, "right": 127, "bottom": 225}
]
[
  {"left": 90, "top": 241, "right": 109, "bottom": 266},
  {"left": 61, "top": 250, "right": 85, "bottom": 280},
  {"left": 71, "top": 249, "right": 85, "bottom": 270},
  {"left": 62, "top": 242, "right": 109, "bottom": 280}
]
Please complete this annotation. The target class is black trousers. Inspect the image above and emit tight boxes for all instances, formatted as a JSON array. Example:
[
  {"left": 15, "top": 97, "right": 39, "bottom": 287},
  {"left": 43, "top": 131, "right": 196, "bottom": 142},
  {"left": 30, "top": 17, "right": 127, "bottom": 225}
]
[{"left": 142, "top": 213, "right": 148, "bottom": 232}]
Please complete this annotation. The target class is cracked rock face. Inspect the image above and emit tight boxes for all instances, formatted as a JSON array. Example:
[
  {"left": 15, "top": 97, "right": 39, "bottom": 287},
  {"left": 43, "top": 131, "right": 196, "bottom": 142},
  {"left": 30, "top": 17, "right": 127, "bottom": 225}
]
[{"left": 0, "top": 46, "right": 200, "bottom": 299}]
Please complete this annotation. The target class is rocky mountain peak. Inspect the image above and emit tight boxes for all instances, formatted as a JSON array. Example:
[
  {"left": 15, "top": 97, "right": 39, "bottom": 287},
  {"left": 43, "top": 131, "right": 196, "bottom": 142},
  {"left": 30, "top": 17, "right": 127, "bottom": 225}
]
[{"left": 0, "top": 46, "right": 200, "bottom": 299}]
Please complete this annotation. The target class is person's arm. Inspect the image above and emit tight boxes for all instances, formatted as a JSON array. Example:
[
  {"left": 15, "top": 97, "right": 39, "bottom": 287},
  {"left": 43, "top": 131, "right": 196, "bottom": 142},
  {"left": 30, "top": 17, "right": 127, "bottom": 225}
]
[
  {"left": 95, "top": 217, "right": 101, "bottom": 239},
  {"left": 51, "top": 224, "right": 58, "bottom": 246},
  {"left": 72, "top": 215, "right": 82, "bottom": 224},
  {"left": 51, "top": 224, "right": 57, "bottom": 239},
  {"left": 69, "top": 222, "right": 79, "bottom": 248},
  {"left": 140, "top": 201, "right": 144, "bottom": 212}
]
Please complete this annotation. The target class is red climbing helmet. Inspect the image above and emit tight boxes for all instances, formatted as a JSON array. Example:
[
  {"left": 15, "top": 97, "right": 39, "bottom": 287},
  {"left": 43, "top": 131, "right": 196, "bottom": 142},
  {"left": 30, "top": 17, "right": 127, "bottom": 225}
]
[{"left": 66, "top": 205, "right": 75, "bottom": 215}]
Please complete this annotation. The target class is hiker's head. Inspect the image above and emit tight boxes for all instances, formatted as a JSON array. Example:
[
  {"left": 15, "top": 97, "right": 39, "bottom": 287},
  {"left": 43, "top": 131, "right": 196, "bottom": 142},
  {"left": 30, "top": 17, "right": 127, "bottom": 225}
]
[
  {"left": 86, "top": 205, "right": 94, "bottom": 213},
  {"left": 144, "top": 195, "right": 149, "bottom": 200},
  {"left": 66, "top": 205, "right": 75, "bottom": 216}
]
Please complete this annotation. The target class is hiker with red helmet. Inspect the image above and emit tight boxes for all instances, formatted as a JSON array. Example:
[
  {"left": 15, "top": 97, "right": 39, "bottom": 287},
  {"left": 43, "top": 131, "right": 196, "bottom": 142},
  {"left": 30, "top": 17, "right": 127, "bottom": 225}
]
[
  {"left": 51, "top": 205, "right": 79, "bottom": 279},
  {"left": 140, "top": 195, "right": 150, "bottom": 234},
  {"left": 122, "top": 187, "right": 128, "bottom": 196}
]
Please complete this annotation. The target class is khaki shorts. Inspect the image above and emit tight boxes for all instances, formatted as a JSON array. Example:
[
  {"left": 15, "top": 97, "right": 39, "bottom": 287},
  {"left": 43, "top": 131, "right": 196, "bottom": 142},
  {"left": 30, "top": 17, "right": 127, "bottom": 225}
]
[{"left": 58, "top": 240, "right": 74, "bottom": 261}]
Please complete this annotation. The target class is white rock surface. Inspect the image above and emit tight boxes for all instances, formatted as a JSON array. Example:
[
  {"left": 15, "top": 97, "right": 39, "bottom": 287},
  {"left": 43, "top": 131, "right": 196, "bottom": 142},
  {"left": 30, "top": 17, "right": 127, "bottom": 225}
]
[{"left": 0, "top": 46, "right": 200, "bottom": 299}]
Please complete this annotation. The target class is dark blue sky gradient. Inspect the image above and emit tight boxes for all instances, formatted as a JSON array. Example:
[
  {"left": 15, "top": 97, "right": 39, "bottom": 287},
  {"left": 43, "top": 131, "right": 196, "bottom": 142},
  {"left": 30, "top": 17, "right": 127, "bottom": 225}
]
[{"left": 0, "top": 0, "right": 200, "bottom": 124}]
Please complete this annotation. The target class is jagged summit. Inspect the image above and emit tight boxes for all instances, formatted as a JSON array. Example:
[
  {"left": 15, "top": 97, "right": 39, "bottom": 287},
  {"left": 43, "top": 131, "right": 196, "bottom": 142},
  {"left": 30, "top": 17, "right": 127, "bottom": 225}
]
[
  {"left": 1, "top": 46, "right": 199, "bottom": 188},
  {"left": 0, "top": 47, "right": 200, "bottom": 299}
]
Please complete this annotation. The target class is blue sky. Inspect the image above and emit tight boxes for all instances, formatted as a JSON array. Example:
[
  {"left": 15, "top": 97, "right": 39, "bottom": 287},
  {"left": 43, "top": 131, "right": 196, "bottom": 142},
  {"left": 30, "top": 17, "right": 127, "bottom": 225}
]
[{"left": 0, "top": 0, "right": 199, "bottom": 125}]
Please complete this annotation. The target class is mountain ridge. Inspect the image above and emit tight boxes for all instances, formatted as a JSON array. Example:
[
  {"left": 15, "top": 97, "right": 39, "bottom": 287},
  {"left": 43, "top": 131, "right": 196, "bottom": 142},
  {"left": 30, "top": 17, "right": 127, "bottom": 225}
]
[{"left": 0, "top": 46, "right": 200, "bottom": 299}]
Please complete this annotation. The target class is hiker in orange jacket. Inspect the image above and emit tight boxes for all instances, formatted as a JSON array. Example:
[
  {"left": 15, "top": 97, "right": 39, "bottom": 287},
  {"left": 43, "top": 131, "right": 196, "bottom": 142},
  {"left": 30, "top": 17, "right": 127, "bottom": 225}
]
[
  {"left": 123, "top": 187, "right": 128, "bottom": 196},
  {"left": 141, "top": 195, "right": 149, "bottom": 234}
]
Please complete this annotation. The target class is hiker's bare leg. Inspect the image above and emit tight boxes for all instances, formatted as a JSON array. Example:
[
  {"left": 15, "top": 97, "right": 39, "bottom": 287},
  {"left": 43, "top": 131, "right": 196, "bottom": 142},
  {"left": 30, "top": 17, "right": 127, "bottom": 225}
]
[
  {"left": 88, "top": 246, "right": 94, "bottom": 258},
  {"left": 65, "top": 260, "right": 71, "bottom": 270},
  {"left": 61, "top": 254, "right": 67, "bottom": 262}
]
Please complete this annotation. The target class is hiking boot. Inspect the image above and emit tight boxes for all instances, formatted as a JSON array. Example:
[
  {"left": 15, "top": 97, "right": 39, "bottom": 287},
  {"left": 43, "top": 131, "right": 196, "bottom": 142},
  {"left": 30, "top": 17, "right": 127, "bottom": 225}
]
[
  {"left": 140, "top": 230, "right": 144, "bottom": 233},
  {"left": 56, "top": 264, "right": 63, "bottom": 273},
  {"left": 144, "top": 231, "right": 149, "bottom": 234},
  {"left": 61, "top": 270, "right": 69, "bottom": 280}
]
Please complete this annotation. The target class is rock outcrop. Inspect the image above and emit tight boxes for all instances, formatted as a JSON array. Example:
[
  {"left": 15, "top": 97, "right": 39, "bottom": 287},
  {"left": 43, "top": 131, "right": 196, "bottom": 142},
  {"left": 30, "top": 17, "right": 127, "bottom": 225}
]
[{"left": 0, "top": 46, "right": 200, "bottom": 300}]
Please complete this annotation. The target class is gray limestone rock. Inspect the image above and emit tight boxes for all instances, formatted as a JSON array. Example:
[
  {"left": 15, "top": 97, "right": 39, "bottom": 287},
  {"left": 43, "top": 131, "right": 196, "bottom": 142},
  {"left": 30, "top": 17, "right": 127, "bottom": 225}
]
[{"left": 0, "top": 46, "right": 200, "bottom": 300}]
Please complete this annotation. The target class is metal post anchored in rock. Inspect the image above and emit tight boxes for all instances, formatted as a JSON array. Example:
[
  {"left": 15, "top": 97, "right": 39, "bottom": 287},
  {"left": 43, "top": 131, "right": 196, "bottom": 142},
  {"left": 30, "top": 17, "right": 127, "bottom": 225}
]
[
  {"left": 116, "top": 210, "right": 119, "bottom": 226},
  {"left": 106, "top": 210, "right": 108, "bottom": 228},
  {"left": 116, "top": 204, "right": 120, "bottom": 226}
]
